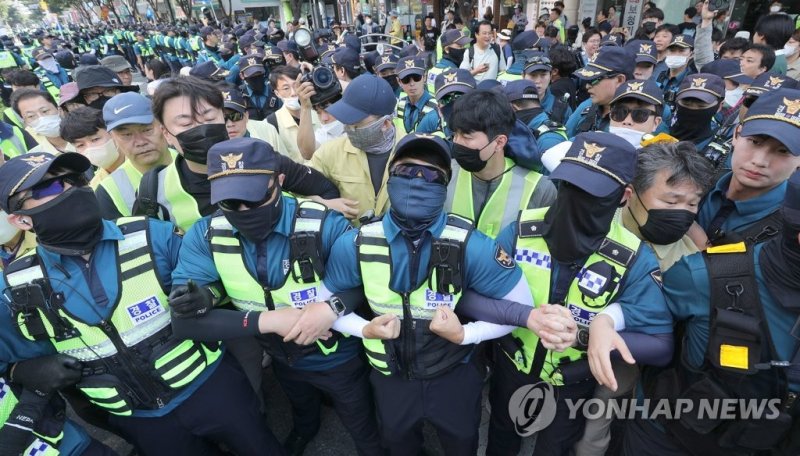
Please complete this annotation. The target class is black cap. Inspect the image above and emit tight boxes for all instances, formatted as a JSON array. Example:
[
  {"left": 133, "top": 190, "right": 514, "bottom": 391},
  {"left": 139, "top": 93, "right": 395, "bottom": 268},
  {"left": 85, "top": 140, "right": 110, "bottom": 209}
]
[
  {"left": 396, "top": 56, "right": 426, "bottom": 79},
  {"left": 745, "top": 72, "right": 799, "bottom": 97},
  {"left": 549, "top": 132, "right": 637, "bottom": 197},
  {"left": 0, "top": 153, "right": 91, "bottom": 213},
  {"left": 668, "top": 34, "right": 694, "bottom": 49},
  {"left": 331, "top": 47, "right": 361, "bottom": 72},
  {"left": 374, "top": 53, "right": 399, "bottom": 72},
  {"left": 512, "top": 31, "right": 541, "bottom": 51},
  {"left": 240, "top": 54, "right": 266, "bottom": 77},
  {"left": 207, "top": 138, "right": 279, "bottom": 205},
  {"left": 434, "top": 68, "right": 476, "bottom": 100},
  {"left": 199, "top": 26, "right": 216, "bottom": 39},
  {"left": 702, "top": 58, "right": 752, "bottom": 85},
  {"left": 76, "top": 66, "right": 137, "bottom": 92},
  {"left": 441, "top": 29, "right": 470, "bottom": 47}
]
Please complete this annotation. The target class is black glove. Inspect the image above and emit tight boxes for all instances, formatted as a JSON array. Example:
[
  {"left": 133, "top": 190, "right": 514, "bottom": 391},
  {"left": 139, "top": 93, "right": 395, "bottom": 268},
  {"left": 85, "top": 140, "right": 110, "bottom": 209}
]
[
  {"left": 169, "top": 280, "right": 215, "bottom": 319},
  {"left": 0, "top": 390, "right": 56, "bottom": 455},
  {"left": 9, "top": 354, "right": 83, "bottom": 396}
]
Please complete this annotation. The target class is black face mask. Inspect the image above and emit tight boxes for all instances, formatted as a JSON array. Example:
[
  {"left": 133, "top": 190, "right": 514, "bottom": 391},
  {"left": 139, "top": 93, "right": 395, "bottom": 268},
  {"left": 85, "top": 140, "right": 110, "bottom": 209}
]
[
  {"left": 516, "top": 107, "right": 544, "bottom": 125},
  {"left": 451, "top": 138, "right": 497, "bottom": 172},
  {"left": 220, "top": 49, "right": 234, "bottom": 60},
  {"left": 206, "top": 44, "right": 219, "bottom": 53},
  {"left": 543, "top": 183, "right": 624, "bottom": 263},
  {"left": 670, "top": 105, "right": 718, "bottom": 143},
  {"left": 382, "top": 75, "right": 399, "bottom": 92},
  {"left": 246, "top": 76, "right": 266, "bottom": 94},
  {"left": 628, "top": 192, "right": 695, "bottom": 245},
  {"left": 222, "top": 190, "right": 283, "bottom": 243},
  {"left": 175, "top": 123, "right": 229, "bottom": 165},
  {"left": 448, "top": 47, "right": 465, "bottom": 63},
  {"left": 87, "top": 95, "right": 112, "bottom": 111},
  {"left": 21, "top": 187, "right": 104, "bottom": 256}
]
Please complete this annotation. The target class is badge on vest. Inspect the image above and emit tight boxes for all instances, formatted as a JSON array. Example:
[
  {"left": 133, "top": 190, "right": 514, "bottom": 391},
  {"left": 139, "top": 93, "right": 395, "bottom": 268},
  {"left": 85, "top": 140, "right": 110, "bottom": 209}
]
[
  {"left": 290, "top": 287, "right": 318, "bottom": 308},
  {"left": 127, "top": 297, "right": 165, "bottom": 326},
  {"left": 283, "top": 259, "right": 291, "bottom": 275},
  {"left": 425, "top": 289, "right": 455, "bottom": 310}
]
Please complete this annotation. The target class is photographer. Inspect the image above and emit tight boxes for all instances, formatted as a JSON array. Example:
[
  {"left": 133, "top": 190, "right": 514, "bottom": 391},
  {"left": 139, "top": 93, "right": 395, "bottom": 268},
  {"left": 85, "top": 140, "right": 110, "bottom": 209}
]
[
  {"left": 297, "top": 65, "right": 345, "bottom": 160},
  {"left": 266, "top": 65, "right": 320, "bottom": 162}
]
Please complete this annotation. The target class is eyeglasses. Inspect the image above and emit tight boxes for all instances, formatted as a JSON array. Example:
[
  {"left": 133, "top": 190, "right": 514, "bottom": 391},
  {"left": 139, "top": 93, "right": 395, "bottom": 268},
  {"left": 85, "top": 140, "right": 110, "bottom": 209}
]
[
  {"left": 14, "top": 173, "right": 87, "bottom": 211},
  {"left": 390, "top": 163, "right": 449, "bottom": 185},
  {"left": 224, "top": 110, "right": 245, "bottom": 122},
  {"left": 400, "top": 74, "right": 423, "bottom": 84},
  {"left": 218, "top": 186, "right": 275, "bottom": 211},
  {"left": 610, "top": 105, "right": 659, "bottom": 123}
]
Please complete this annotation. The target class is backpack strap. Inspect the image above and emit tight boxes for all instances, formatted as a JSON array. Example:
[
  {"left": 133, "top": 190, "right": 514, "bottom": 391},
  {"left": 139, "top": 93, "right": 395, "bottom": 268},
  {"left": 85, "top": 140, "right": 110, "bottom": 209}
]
[{"left": 132, "top": 164, "right": 167, "bottom": 219}]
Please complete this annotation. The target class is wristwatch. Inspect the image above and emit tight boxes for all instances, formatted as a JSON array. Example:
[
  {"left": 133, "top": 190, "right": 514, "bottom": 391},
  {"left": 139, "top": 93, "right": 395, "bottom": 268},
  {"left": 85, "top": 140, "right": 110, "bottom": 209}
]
[{"left": 326, "top": 296, "right": 346, "bottom": 317}]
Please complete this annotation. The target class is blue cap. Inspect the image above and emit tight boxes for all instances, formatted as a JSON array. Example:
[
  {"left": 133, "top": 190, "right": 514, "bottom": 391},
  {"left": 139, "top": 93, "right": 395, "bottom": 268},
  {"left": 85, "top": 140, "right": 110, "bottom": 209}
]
[
  {"left": 331, "top": 47, "right": 362, "bottom": 73},
  {"left": 677, "top": 73, "right": 724, "bottom": 104},
  {"left": 624, "top": 39, "right": 657, "bottom": 65},
  {"left": 264, "top": 45, "right": 286, "bottom": 65},
  {"left": 277, "top": 39, "right": 299, "bottom": 54},
  {"left": 400, "top": 44, "right": 423, "bottom": 58},
  {"left": 240, "top": 54, "right": 265, "bottom": 77},
  {"left": 503, "top": 79, "right": 539, "bottom": 103},
  {"left": 610, "top": 79, "right": 664, "bottom": 107},
  {"left": 327, "top": 74, "right": 396, "bottom": 124},
  {"left": 574, "top": 46, "right": 632, "bottom": 80},
  {"left": 549, "top": 132, "right": 637, "bottom": 197},
  {"left": 441, "top": 29, "right": 470, "bottom": 47},
  {"left": 238, "top": 34, "right": 256, "bottom": 51},
  {"left": 668, "top": 34, "right": 694, "bottom": 49},
  {"left": 434, "top": 68, "right": 476, "bottom": 99},
  {"left": 522, "top": 52, "right": 551, "bottom": 74},
  {"left": 0, "top": 153, "right": 91, "bottom": 213},
  {"left": 396, "top": 56, "right": 426, "bottom": 79},
  {"left": 103, "top": 92, "right": 154, "bottom": 131},
  {"left": 701, "top": 58, "right": 752, "bottom": 85},
  {"left": 390, "top": 133, "right": 452, "bottom": 177},
  {"left": 374, "top": 53, "right": 399, "bottom": 72},
  {"left": 745, "top": 72, "right": 799, "bottom": 97},
  {"left": 512, "top": 31, "right": 541, "bottom": 51},
  {"left": 222, "top": 89, "right": 247, "bottom": 113},
  {"left": 477, "top": 79, "right": 503, "bottom": 91},
  {"left": 207, "top": 138, "right": 279, "bottom": 205},
  {"left": 740, "top": 88, "right": 800, "bottom": 156},
  {"left": 189, "top": 60, "right": 230, "bottom": 81},
  {"left": 600, "top": 34, "right": 622, "bottom": 47}
]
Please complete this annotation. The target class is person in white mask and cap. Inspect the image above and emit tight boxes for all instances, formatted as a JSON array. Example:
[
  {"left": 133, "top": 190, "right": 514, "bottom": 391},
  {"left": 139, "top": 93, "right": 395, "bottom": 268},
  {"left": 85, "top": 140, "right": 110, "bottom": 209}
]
[{"left": 59, "top": 106, "right": 125, "bottom": 188}]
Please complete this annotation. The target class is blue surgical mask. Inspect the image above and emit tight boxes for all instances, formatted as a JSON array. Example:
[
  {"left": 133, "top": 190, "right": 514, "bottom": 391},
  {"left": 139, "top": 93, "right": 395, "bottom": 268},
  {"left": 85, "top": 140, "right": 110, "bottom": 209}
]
[{"left": 387, "top": 175, "right": 446, "bottom": 239}]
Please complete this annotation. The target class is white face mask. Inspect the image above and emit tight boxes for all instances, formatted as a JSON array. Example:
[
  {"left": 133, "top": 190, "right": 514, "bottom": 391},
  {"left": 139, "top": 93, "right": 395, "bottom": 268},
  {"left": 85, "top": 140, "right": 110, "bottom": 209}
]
[
  {"left": 30, "top": 114, "right": 62, "bottom": 137},
  {"left": 609, "top": 125, "right": 646, "bottom": 147},
  {"left": 724, "top": 86, "right": 744, "bottom": 108},
  {"left": 282, "top": 96, "right": 301, "bottom": 110},
  {"left": 770, "top": 5, "right": 781, "bottom": 12},
  {"left": 784, "top": 44, "right": 798, "bottom": 57},
  {"left": 83, "top": 138, "right": 120, "bottom": 170},
  {"left": 316, "top": 120, "right": 345, "bottom": 142},
  {"left": 0, "top": 211, "right": 19, "bottom": 245},
  {"left": 38, "top": 57, "right": 59, "bottom": 73},
  {"left": 366, "top": 18, "right": 372, "bottom": 24},
  {"left": 665, "top": 55, "right": 689, "bottom": 69}
]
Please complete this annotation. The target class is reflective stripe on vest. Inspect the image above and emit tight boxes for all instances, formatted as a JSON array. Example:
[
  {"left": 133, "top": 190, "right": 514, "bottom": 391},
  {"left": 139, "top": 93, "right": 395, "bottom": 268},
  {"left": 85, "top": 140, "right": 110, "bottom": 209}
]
[
  {"left": 1, "top": 126, "right": 28, "bottom": 159},
  {"left": 157, "top": 164, "right": 202, "bottom": 233},
  {"left": 451, "top": 158, "right": 541, "bottom": 238},
  {"left": 6, "top": 217, "right": 221, "bottom": 415},
  {"left": 99, "top": 161, "right": 142, "bottom": 217},
  {"left": 0, "top": 51, "right": 17, "bottom": 69},
  {"left": 4, "top": 107, "right": 24, "bottom": 129},
  {"left": 394, "top": 96, "right": 438, "bottom": 133},
  {"left": 34, "top": 69, "right": 60, "bottom": 104},
  {"left": 357, "top": 216, "right": 471, "bottom": 375},
  {"left": 496, "top": 72, "right": 521, "bottom": 82},
  {"left": 426, "top": 66, "right": 444, "bottom": 94},
  {"left": 505, "top": 207, "right": 640, "bottom": 384}
]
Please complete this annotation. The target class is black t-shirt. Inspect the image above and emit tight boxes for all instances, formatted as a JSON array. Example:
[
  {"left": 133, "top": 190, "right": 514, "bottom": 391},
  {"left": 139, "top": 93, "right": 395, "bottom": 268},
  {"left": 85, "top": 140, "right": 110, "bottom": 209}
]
[{"left": 423, "top": 26, "right": 440, "bottom": 51}]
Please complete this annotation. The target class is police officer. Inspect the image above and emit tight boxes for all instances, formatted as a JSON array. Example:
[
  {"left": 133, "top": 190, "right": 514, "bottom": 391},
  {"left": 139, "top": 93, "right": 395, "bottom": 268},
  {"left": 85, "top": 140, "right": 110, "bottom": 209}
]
[
  {"left": 447, "top": 89, "right": 556, "bottom": 238},
  {"left": 426, "top": 29, "right": 470, "bottom": 93},
  {"left": 133, "top": 31, "right": 156, "bottom": 73},
  {"left": 522, "top": 52, "right": 573, "bottom": 122},
  {"left": 656, "top": 34, "right": 696, "bottom": 110},
  {"left": 624, "top": 39, "right": 659, "bottom": 80},
  {"left": 31, "top": 48, "right": 68, "bottom": 103},
  {"left": 488, "top": 132, "right": 674, "bottom": 455},
  {"left": 608, "top": 79, "right": 665, "bottom": 147},
  {"left": 0, "top": 152, "right": 284, "bottom": 455},
  {"left": 416, "top": 68, "right": 476, "bottom": 137},
  {"left": 394, "top": 56, "right": 438, "bottom": 133},
  {"left": 241, "top": 54, "right": 282, "bottom": 121},
  {"left": 669, "top": 73, "right": 725, "bottom": 154},
  {"left": 324, "top": 133, "right": 566, "bottom": 455},
  {"left": 504, "top": 79, "right": 568, "bottom": 152},
  {"left": 739, "top": 71, "right": 799, "bottom": 123},
  {"left": 374, "top": 53, "right": 401, "bottom": 96},
  {"left": 170, "top": 137, "right": 383, "bottom": 455},
  {"left": 496, "top": 31, "right": 543, "bottom": 83}
]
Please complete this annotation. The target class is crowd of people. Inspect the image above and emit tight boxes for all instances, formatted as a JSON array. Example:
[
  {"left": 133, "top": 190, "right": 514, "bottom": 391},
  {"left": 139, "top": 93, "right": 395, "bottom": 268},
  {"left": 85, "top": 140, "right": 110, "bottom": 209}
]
[{"left": 0, "top": 1, "right": 799, "bottom": 455}]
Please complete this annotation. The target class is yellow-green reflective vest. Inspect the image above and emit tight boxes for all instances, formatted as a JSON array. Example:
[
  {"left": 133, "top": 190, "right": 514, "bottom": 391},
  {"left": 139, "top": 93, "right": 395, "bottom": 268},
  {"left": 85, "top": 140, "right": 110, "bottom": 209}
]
[
  {"left": 156, "top": 163, "right": 202, "bottom": 233},
  {"left": 426, "top": 65, "right": 445, "bottom": 95},
  {"left": 34, "top": 68, "right": 60, "bottom": 104},
  {"left": 0, "top": 51, "right": 17, "bottom": 69},
  {"left": 6, "top": 217, "right": 222, "bottom": 415},
  {"left": 393, "top": 95, "right": 438, "bottom": 133},
  {"left": 497, "top": 71, "right": 522, "bottom": 83},
  {"left": 0, "top": 378, "right": 62, "bottom": 455},
  {"left": 357, "top": 215, "right": 473, "bottom": 377},
  {"left": 4, "top": 107, "right": 24, "bottom": 129},
  {"left": 1, "top": 126, "right": 28, "bottom": 159},
  {"left": 503, "top": 207, "right": 641, "bottom": 385},
  {"left": 451, "top": 158, "right": 542, "bottom": 239},
  {"left": 207, "top": 199, "right": 341, "bottom": 358},
  {"left": 98, "top": 161, "right": 143, "bottom": 217}
]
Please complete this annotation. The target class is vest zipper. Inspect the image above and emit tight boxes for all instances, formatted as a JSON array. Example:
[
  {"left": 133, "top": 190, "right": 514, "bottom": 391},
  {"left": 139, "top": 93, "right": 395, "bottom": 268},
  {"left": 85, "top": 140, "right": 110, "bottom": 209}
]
[
  {"left": 401, "top": 292, "right": 414, "bottom": 380},
  {"left": 98, "top": 319, "right": 164, "bottom": 409}
]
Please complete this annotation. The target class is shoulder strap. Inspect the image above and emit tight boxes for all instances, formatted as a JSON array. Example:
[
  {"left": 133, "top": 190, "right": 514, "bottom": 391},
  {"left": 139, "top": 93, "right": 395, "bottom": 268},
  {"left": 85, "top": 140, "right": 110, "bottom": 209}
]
[
  {"left": 491, "top": 43, "right": 501, "bottom": 61},
  {"left": 428, "top": 214, "right": 474, "bottom": 295},
  {"left": 132, "top": 164, "right": 167, "bottom": 219},
  {"left": 266, "top": 113, "right": 279, "bottom": 133}
]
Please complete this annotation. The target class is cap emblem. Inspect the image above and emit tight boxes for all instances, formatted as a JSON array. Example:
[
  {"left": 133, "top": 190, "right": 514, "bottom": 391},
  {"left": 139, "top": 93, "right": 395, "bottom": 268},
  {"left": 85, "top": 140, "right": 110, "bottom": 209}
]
[
  {"left": 20, "top": 155, "right": 47, "bottom": 167},
  {"left": 444, "top": 72, "right": 458, "bottom": 83},
  {"left": 782, "top": 97, "right": 800, "bottom": 116},
  {"left": 639, "top": 43, "right": 652, "bottom": 53},
  {"left": 691, "top": 77, "right": 707, "bottom": 89},
  {"left": 628, "top": 81, "right": 644, "bottom": 92},
  {"left": 767, "top": 76, "right": 784, "bottom": 88},
  {"left": 580, "top": 142, "right": 605, "bottom": 162},
  {"left": 220, "top": 153, "right": 244, "bottom": 170}
]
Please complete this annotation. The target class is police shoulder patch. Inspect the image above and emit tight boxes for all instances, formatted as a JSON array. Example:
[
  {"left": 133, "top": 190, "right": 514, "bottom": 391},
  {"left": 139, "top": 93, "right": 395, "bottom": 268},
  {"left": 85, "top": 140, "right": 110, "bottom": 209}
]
[
  {"left": 649, "top": 269, "right": 663, "bottom": 289},
  {"left": 495, "top": 245, "right": 515, "bottom": 269}
]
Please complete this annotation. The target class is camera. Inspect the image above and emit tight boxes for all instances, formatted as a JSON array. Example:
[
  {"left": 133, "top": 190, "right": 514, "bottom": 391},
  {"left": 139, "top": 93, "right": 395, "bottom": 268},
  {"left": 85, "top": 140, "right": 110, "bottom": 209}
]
[
  {"left": 301, "top": 66, "right": 342, "bottom": 106},
  {"left": 294, "top": 28, "right": 320, "bottom": 63}
]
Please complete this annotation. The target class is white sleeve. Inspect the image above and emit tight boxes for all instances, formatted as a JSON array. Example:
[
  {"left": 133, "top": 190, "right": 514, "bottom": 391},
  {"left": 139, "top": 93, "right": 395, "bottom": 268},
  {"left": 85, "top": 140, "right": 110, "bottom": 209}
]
[
  {"left": 316, "top": 283, "right": 333, "bottom": 302},
  {"left": 599, "top": 303, "right": 626, "bottom": 331},
  {"left": 332, "top": 313, "right": 370, "bottom": 338},
  {"left": 542, "top": 141, "right": 572, "bottom": 174}
]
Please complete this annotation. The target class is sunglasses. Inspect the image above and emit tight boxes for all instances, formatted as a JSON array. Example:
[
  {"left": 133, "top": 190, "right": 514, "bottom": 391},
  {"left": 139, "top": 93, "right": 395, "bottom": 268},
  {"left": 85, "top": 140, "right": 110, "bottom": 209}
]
[
  {"left": 14, "top": 173, "right": 87, "bottom": 212},
  {"left": 218, "top": 186, "right": 275, "bottom": 211},
  {"left": 610, "top": 105, "right": 658, "bottom": 123},
  {"left": 224, "top": 111, "right": 245, "bottom": 122},
  {"left": 391, "top": 163, "right": 449, "bottom": 185},
  {"left": 440, "top": 92, "right": 463, "bottom": 106},
  {"left": 400, "top": 74, "right": 423, "bottom": 84},
  {"left": 587, "top": 73, "right": 619, "bottom": 87}
]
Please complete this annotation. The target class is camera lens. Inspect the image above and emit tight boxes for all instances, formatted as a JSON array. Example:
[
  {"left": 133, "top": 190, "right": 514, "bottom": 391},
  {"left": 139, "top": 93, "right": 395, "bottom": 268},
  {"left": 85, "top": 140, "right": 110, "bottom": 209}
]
[{"left": 313, "top": 67, "right": 335, "bottom": 89}]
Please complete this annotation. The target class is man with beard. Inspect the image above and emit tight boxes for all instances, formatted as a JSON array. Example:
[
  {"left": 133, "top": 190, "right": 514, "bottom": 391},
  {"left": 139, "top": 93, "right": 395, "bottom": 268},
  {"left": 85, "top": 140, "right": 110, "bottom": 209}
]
[
  {"left": 0, "top": 152, "right": 285, "bottom": 455},
  {"left": 668, "top": 73, "right": 724, "bottom": 151},
  {"left": 323, "top": 133, "right": 575, "bottom": 454},
  {"left": 487, "top": 132, "right": 673, "bottom": 455}
]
